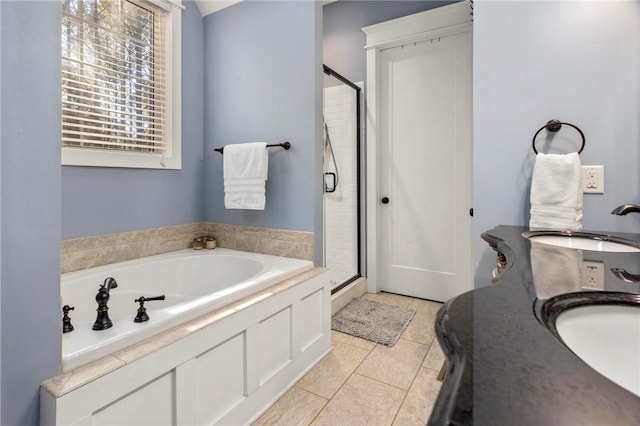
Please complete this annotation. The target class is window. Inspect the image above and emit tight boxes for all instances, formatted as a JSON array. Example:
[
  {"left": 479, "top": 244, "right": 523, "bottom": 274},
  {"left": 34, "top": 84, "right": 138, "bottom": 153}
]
[{"left": 61, "top": 0, "right": 181, "bottom": 169}]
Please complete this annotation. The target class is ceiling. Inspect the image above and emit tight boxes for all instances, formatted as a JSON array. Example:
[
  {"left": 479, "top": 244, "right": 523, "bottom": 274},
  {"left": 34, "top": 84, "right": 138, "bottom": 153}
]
[
  {"left": 193, "top": 0, "right": 337, "bottom": 17},
  {"left": 193, "top": 0, "right": 242, "bottom": 16}
]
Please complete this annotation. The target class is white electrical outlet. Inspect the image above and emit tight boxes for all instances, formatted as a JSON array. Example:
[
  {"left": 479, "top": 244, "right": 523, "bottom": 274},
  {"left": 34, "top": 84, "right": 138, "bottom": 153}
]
[
  {"left": 582, "top": 165, "right": 604, "bottom": 193},
  {"left": 582, "top": 261, "right": 604, "bottom": 290}
]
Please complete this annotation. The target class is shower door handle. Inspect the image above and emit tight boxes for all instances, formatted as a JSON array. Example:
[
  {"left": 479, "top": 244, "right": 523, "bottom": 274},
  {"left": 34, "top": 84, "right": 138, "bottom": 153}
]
[
  {"left": 324, "top": 172, "right": 337, "bottom": 193},
  {"left": 381, "top": 197, "right": 390, "bottom": 204}
]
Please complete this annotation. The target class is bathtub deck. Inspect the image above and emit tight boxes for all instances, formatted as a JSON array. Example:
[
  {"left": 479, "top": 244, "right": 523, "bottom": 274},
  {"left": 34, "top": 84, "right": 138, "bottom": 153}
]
[{"left": 43, "top": 267, "right": 327, "bottom": 398}]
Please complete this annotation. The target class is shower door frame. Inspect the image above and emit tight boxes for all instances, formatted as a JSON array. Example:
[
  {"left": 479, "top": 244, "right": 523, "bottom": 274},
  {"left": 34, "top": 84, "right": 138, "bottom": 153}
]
[{"left": 322, "top": 64, "right": 364, "bottom": 295}]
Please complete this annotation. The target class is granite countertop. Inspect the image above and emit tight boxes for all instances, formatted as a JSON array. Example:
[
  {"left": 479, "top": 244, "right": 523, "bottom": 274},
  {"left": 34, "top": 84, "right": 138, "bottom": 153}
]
[{"left": 430, "top": 225, "right": 640, "bottom": 425}]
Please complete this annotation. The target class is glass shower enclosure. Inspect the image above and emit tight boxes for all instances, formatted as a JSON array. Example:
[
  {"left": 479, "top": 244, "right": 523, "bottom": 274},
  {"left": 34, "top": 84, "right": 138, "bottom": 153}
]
[{"left": 322, "top": 65, "right": 362, "bottom": 293}]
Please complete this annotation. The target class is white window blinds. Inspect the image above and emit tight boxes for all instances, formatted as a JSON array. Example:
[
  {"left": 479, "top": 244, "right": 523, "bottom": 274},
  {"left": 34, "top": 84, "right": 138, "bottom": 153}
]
[{"left": 62, "top": 0, "right": 168, "bottom": 154}]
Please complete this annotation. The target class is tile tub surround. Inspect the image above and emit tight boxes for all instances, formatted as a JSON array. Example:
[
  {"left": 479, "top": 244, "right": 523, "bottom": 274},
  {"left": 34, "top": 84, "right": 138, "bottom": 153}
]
[
  {"left": 200, "top": 223, "right": 314, "bottom": 261},
  {"left": 432, "top": 225, "right": 640, "bottom": 425},
  {"left": 255, "top": 292, "right": 444, "bottom": 426},
  {"left": 62, "top": 222, "right": 314, "bottom": 273}
]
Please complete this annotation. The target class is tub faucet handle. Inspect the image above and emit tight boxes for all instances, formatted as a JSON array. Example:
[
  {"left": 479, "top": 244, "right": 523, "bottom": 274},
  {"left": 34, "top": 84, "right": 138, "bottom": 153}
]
[
  {"left": 134, "top": 295, "right": 166, "bottom": 323},
  {"left": 62, "top": 305, "right": 75, "bottom": 334}
]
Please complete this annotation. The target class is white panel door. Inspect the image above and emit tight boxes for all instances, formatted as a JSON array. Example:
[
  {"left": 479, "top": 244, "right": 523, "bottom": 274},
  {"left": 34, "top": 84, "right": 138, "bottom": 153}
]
[{"left": 379, "top": 29, "right": 472, "bottom": 302}]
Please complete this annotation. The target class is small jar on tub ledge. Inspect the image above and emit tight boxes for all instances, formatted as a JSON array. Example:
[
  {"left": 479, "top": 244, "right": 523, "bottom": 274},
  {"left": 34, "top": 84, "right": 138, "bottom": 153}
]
[
  {"left": 192, "top": 237, "right": 204, "bottom": 250},
  {"left": 203, "top": 236, "right": 217, "bottom": 249}
]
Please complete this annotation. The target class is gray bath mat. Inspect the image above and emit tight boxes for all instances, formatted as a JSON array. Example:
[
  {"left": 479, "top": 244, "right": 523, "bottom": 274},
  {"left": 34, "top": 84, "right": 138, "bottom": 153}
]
[{"left": 331, "top": 298, "right": 415, "bottom": 347}]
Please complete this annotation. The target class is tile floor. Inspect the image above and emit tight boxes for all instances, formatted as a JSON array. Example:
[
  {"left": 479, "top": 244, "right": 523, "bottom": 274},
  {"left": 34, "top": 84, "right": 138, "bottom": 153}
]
[{"left": 254, "top": 292, "right": 446, "bottom": 426}]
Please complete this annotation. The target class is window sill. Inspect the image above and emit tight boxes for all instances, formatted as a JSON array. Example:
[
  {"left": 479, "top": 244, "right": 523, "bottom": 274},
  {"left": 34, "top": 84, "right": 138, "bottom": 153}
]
[{"left": 62, "top": 147, "right": 181, "bottom": 170}]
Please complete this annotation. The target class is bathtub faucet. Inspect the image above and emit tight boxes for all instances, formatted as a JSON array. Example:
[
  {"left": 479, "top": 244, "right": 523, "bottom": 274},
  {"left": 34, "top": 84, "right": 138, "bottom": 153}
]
[
  {"left": 92, "top": 277, "right": 118, "bottom": 331},
  {"left": 611, "top": 204, "right": 640, "bottom": 216}
]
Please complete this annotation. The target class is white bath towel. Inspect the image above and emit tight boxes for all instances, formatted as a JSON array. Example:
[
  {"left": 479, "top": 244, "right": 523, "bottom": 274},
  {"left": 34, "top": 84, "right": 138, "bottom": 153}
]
[
  {"left": 529, "top": 152, "right": 583, "bottom": 230},
  {"left": 223, "top": 142, "right": 268, "bottom": 210}
]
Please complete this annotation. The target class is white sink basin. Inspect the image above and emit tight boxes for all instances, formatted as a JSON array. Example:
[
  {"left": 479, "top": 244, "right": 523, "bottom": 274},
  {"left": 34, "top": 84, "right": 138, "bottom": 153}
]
[
  {"left": 556, "top": 304, "right": 640, "bottom": 397},
  {"left": 526, "top": 233, "right": 640, "bottom": 252}
]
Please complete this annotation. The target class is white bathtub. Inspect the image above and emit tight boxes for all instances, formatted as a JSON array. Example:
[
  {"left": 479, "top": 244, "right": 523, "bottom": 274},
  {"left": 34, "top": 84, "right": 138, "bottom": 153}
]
[{"left": 61, "top": 248, "right": 313, "bottom": 371}]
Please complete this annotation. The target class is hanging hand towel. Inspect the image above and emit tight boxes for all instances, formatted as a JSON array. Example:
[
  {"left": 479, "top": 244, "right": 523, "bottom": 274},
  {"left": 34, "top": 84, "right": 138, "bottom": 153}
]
[
  {"left": 529, "top": 152, "right": 583, "bottom": 230},
  {"left": 223, "top": 142, "right": 268, "bottom": 210}
]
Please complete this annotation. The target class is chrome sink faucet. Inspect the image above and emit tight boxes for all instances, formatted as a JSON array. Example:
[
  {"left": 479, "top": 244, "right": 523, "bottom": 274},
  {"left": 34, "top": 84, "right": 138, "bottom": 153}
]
[
  {"left": 93, "top": 277, "right": 118, "bottom": 330},
  {"left": 611, "top": 204, "right": 640, "bottom": 216}
]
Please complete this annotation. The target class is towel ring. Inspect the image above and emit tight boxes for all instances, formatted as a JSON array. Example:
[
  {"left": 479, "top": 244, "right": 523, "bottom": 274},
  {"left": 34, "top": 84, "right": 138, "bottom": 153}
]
[{"left": 532, "top": 120, "right": 585, "bottom": 155}]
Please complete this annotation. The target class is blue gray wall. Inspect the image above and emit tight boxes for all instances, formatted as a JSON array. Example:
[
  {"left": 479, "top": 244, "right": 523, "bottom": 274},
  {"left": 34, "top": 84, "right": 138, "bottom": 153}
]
[
  {"left": 323, "top": 0, "right": 459, "bottom": 83},
  {"left": 1, "top": 2, "right": 62, "bottom": 425},
  {"left": 203, "top": 0, "right": 324, "bottom": 264},
  {"left": 61, "top": 1, "right": 204, "bottom": 239},
  {"left": 7, "top": 0, "right": 640, "bottom": 422},
  {"left": 0, "top": 2, "right": 3, "bottom": 420},
  {"left": 474, "top": 1, "right": 640, "bottom": 279}
]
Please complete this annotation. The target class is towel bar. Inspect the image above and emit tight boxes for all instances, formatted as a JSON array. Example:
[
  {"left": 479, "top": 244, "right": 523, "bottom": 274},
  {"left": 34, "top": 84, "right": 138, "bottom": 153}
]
[
  {"left": 532, "top": 120, "right": 585, "bottom": 155},
  {"left": 214, "top": 142, "right": 291, "bottom": 154}
]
